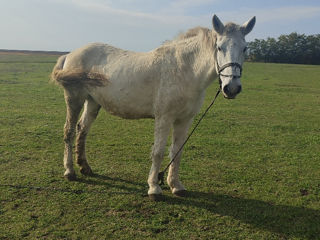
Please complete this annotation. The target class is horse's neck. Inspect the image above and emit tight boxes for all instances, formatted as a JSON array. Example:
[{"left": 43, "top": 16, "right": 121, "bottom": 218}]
[{"left": 176, "top": 37, "right": 217, "bottom": 90}]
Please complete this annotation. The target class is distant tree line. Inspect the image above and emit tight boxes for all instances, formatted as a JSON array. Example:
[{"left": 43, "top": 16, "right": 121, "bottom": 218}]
[{"left": 247, "top": 32, "right": 320, "bottom": 65}]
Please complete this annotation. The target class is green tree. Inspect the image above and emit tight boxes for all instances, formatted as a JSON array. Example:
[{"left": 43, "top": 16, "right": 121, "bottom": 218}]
[{"left": 247, "top": 33, "right": 320, "bottom": 64}]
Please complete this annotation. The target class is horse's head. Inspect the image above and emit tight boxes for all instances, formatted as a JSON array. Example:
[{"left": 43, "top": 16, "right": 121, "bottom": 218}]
[{"left": 212, "top": 15, "right": 256, "bottom": 99}]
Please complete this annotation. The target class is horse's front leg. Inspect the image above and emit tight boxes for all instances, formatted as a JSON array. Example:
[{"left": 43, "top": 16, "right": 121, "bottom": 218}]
[
  {"left": 167, "top": 118, "right": 193, "bottom": 196},
  {"left": 148, "top": 117, "right": 171, "bottom": 198}
]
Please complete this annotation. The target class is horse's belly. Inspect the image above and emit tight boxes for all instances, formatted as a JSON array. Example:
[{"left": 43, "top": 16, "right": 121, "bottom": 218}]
[
  {"left": 102, "top": 99, "right": 155, "bottom": 119},
  {"left": 89, "top": 86, "right": 155, "bottom": 119}
]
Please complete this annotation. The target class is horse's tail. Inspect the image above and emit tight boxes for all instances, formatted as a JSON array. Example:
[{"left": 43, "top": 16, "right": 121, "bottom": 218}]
[
  {"left": 50, "top": 54, "right": 69, "bottom": 86},
  {"left": 51, "top": 55, "right": 108, "bottom": 88}
]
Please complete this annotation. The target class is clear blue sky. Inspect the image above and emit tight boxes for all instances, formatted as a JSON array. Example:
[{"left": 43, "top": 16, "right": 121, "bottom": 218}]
[{"left": 1, "top": 0, "right": 320, "bottom": 52}]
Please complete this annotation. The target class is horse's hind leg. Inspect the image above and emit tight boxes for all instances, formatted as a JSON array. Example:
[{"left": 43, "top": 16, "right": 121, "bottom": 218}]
[
  {"left": 63, "top": 90, "right": 85, "bottom": 180},
  {"left": 76, "top": 97, "right": 101, "bottom": 175}
]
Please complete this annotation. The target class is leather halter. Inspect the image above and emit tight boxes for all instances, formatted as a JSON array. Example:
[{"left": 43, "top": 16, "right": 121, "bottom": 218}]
[{"left": 216, "top": 62, "right": 242, "bottom": 86}]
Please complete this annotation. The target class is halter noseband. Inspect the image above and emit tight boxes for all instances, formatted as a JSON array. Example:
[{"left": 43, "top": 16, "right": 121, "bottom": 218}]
[{"left": 216, "top": 62, "right": 242, "bottom": 87}]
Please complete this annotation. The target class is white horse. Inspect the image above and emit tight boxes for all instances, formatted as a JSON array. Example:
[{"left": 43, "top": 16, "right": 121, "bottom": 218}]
[{"left": 51, "top": 14, "right": 256, "bottom": 199}]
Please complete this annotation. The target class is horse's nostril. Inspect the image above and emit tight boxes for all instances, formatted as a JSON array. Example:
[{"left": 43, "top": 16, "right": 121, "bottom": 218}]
[
  {"left": 223, "top": 84, "right": 241, "bottom": 98},
  {"left": 223, "top": 85, "right": 230, "bottom": 95},
  {"left": 236, "top": 85, "right": 242, "bottom": 94}
]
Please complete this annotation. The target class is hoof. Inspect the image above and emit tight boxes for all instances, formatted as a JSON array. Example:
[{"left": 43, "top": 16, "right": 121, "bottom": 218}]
[
  {"left": 64, "top": 173, "right": 77, "bottom": 181},
  {"left": 148, "top": 194, "right": 164, "bottom": 202},
  {"left": 174, "top": 190, "right": 188, "bottom": 197},
  {"left": 80, "top": 166, "right": 93, "bottom": 176}
]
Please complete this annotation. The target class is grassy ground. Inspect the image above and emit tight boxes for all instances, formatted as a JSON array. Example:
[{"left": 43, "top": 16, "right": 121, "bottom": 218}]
[{"left": 0, "top": 53, "right": 319, "bottom": 239}]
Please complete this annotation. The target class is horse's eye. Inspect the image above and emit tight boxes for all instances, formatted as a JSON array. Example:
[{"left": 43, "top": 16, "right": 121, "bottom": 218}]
[
  {"left": 243, "top": 47, "right": 248, "bottom": 52},
  {"left": 217, "top": 47, "right": 222, "bottom": 51}
]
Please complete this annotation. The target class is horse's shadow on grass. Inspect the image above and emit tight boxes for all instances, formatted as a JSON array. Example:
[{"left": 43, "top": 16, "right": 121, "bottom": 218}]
[
  {"left": 75, "top": 173, "right": 147, "bottom": 194},
  {"left": 167, "top": 190, "right": 320, "bottom": 239},
  {"left": 80, "top": 173, "right": 320, "bottom": 239}
]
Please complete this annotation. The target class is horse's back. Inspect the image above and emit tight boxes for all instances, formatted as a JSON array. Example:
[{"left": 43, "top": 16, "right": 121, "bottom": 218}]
[{"left": 64, "top": 43, "right": 127, "bottom": 71}]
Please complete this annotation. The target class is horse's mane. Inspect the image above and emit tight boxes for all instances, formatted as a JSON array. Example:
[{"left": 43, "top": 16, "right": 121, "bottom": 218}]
[
  {"left": 174, "top": 23, "right": 241, "bottom": 41},
  {"left": 176, "top": 27, "right": 211, "bottom": 40},
  {"left": 163, "top": 27, "right": 217, "bottom": 50},
  {"left": 156, "top": 23, "right": 243, "bottom": 59}
]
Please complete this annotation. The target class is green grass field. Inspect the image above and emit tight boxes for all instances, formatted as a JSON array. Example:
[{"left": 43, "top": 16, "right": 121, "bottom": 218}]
[{"left": 0, "top": 52, "right": 319, "bottom": 239}]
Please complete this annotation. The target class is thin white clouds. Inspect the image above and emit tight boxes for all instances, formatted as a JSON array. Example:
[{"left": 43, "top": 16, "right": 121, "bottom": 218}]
[
  {"left": 69, "top": 0, "right": 157, "bottom": 20},
  {"left": 1, "top": 0, "right": 319, "bottom": 51},
  {"left": 256, "top": 6, "right": 320, "bottom": 23},
  {"left": 217, "top": 6, "right": 320, "bottom": 24},
  {"left": 69, "top": 0, "right": 218, "bottom": 16},
  {"left": 171, "top": 0, "right": 219, "bottom": 8},
  {"left": 48, "top": 1, "right": 320, "bottom": 48},
  {"left": 67, "top": 1, "right": 320, "bottom": 28},
  {"left": 166, "top": 0, "right": 220, "bottom": 13},
  {"left": 67, "top": 0, "right": 211, "bottom": 24},
  {"left": 214, "top": 5, "right": 320, "bottom": 41}
]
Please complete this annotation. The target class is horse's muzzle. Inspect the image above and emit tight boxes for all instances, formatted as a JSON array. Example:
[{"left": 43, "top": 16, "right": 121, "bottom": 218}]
[{"left": 223, "top": 84, "right": 242, "bottom": 99}]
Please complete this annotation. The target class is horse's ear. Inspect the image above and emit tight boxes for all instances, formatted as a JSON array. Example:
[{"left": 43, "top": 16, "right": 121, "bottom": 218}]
[
  {"left": 212, "top": 14, "right": 224, "bottom": 35},
  {"left": 241, "top": 16, "right": 256, "bottom": 35}
]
